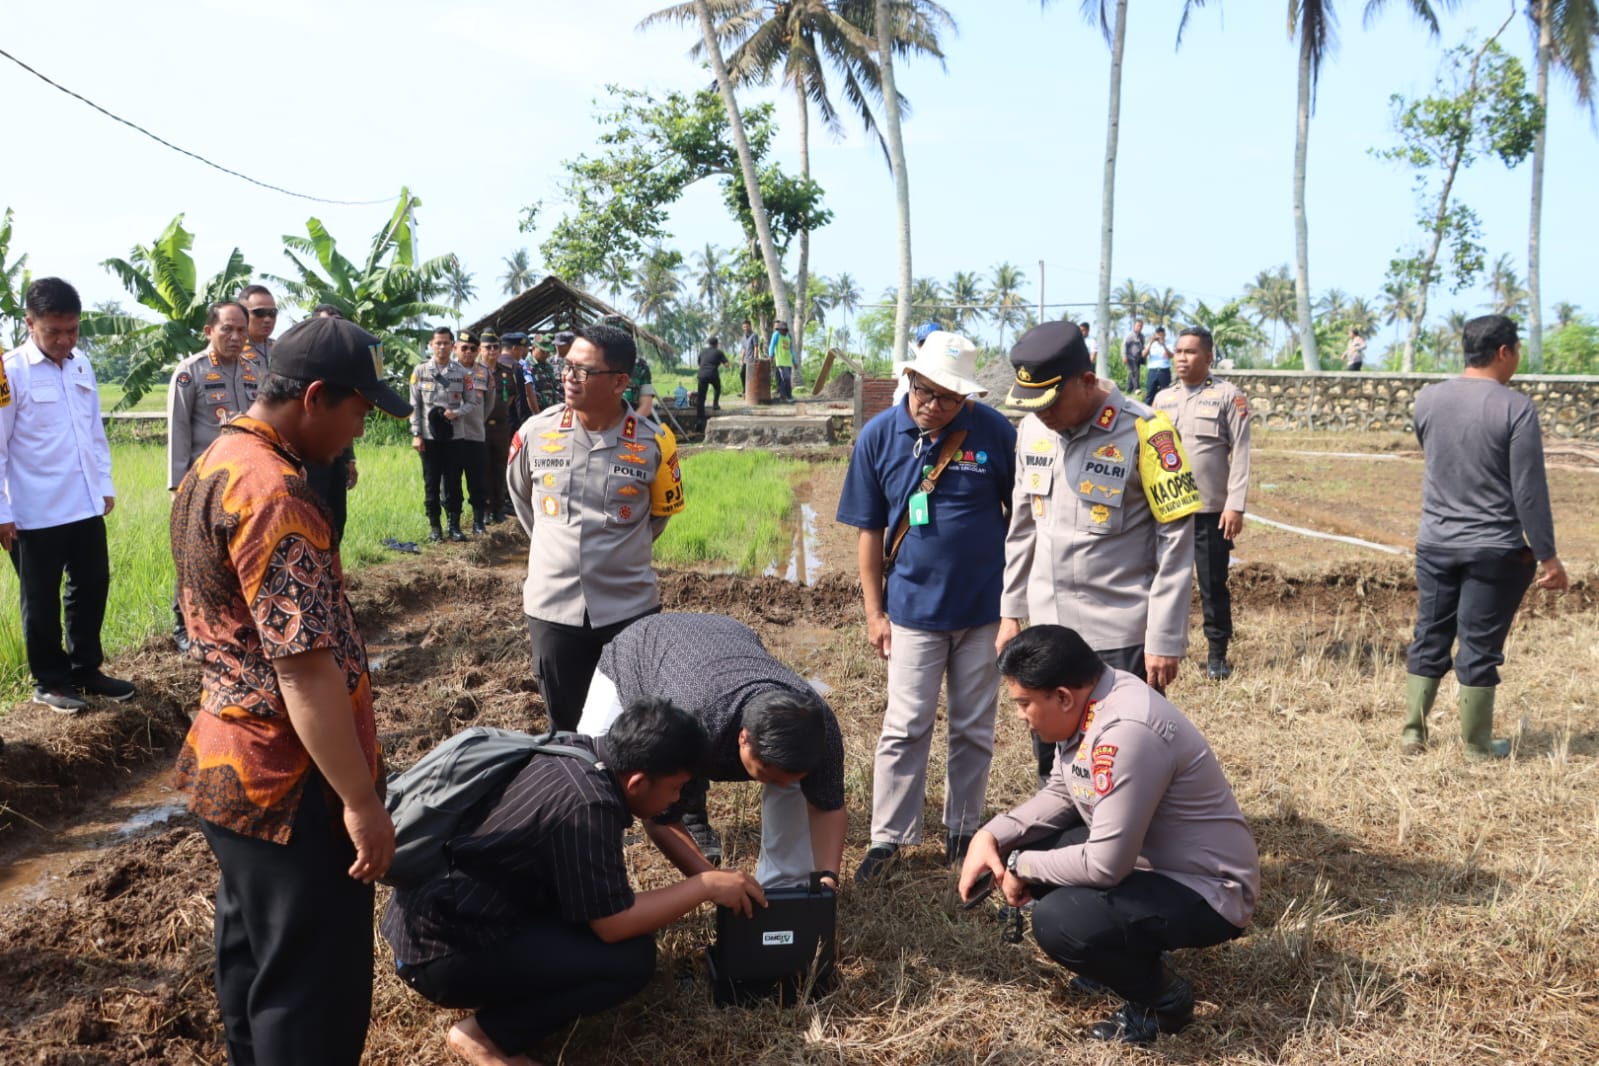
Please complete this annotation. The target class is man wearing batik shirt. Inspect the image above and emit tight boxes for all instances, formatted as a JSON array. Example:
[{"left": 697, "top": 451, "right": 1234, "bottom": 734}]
[{"left": 171, "top": 316, "right": 411, "bottom": 1066}]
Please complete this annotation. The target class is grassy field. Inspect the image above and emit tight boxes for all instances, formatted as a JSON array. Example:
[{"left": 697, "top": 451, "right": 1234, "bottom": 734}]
[
  {"left": 657, "top": 450, "right": 805, "bottom": 572},
  {"left": 97, "top": 382, "right": 168, "bottom": 413}
]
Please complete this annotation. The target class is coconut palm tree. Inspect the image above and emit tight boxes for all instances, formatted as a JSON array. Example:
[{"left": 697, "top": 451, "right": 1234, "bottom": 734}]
[
  {"left": 444, "top": 259, "right": 476, "bottom": 320},
  {"left": 988, "top": 262, "right": 1028, "bottom": 351},
  {"left": 1244, "top": 265, "right": 1297, "bottom": 362},
  {"left": 631, "top": 246, "right": 684, "bottom": 322},
  {"left": 1149, "top": 287, "right": 1186, "bottom": 330},
  {"left": 1524, "top": 0, "right": 1597, "bottom": 369},
  {"left": 829, "top": 271, "right": 862, "bottom": 337},
  {"left": 1439, "top": 308, "right": 1471, "bottom": 365},
  {"left": 946, "top": 270, "right": 984, "bottom": 334},
  {"left": 1487, "top": 252, "right": 1530, "bottom": 317},
  {"left": 694, "top": 243, "right": 725, "bottom": 318},
  {"left": 1380, "top": 277, "right": 1419, "bottom": 350},
  {"left": 1111, "top": 277, "right": 1151, "bottom": 325},
  {"left": 1552, "top": 300, "right": 1580, "bottom": 329},
  {"left": 642, "top": 0, "right": 953, "bottom": 364},
  {"left": 1316, "top": 287, "right": 1350, "bottom": 323},
  {"left": 1283, "top": 0, "right": 1457, "bottom": 373},
  {"left": 686, "top": 0, "right": 793, "bottom": 330},
  {"left": 876, "top": 0, "right": 914, "bottom": 361},
  {"left": 500, "top": 248, "right": 537, "bottom": 296},
  {"left": 1347, "top": 296, "right": 1379, "bottom": 336}
]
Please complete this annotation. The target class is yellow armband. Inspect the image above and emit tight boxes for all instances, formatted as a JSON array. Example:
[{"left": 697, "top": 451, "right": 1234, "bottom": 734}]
[
  {"left": 1136, "top": 411, "right": 1201, "bottom": 523},
  {"left": 649, "top": 427, "right": 685, "bottom": 517}
]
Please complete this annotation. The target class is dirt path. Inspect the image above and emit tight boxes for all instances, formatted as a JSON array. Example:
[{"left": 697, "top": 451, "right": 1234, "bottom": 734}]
[{"left": 1, "top": 451, "right": 1596, "bottom": 1065}]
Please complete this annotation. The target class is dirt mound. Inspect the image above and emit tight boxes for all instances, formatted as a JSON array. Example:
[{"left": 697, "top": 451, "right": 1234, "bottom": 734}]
[
  {"left": 1229, "top": 560, "right": 1597, "bottom": 618},
  {"left": 659, "top": 569, "right": 859, "bottom": 629},
  {"left": 817, "top": 368, "right": 855, "bottom": 400}
]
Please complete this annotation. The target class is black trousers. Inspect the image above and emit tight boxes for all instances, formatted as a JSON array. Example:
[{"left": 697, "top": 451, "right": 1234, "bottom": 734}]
[
  {"left": 776, "top": 365, "right": 794, "bottom": 401},
  {"left": 1035, "top": 645, "right": 1145, "bottom": 783},
  {"left": 456, "top": 440, "right": 488, "bottom": 514},
  {"left": 198, "top": 780, "right": 374, "bottom": 1066},
  {"left": 1407, "top": 544, "right": 1536, "bottom": 687},
  {"left": 1143, "top": 367, "right": 1172, "bottom": 405},
  {"left": 419, "top": 440, "right": 464, "bottom": 521},
  {"left": 304, "top": 455, "right": 350, "bottom": 546},
  {"left": 8, "top": 515, "right": 108, "bottom": 690},
  {"left": 695, "top": 374, "right": 721, "bottom": 418},
  {"left": 1193, "top": 512, "right": 1234, "bottom": 649},
  {"left": 525, "top": 607, "right": 659, "bottom": 731},
  {"left": 485, "top": 421, "right": 513, "bottom": 515},
  {"left": 1125, "top": 360, "right": 1143, "bottom": 393},
  {"left": 401, "top": 915, "right": 655, "bottom": 1055},
  {"left": 1030, "top": 825, "right": 1242, "bottom": 1005}
]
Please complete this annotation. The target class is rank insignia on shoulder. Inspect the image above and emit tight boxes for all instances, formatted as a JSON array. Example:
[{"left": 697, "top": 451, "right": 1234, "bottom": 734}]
[{"left": 1095, "top": 405, "right": 1116, "bottom": 429}]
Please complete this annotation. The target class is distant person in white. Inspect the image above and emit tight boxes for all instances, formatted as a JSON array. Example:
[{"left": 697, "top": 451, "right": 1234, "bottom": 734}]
[{"left": 0, "top": 277, "right": 135, "bottom": 714}]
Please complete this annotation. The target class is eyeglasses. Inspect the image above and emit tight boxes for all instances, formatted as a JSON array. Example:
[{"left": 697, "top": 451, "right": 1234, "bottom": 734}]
[
  {"left": 249, "top": 307, "right": 278, "bottom": 318},
  {"left": 484, "top": 343, "right": 502, "bottom": 349},
  {"left": 562, "top": 363, "right": 625, "bottom": 382},
  {"left": 459, "top": 344, "right": 480, "bottom": 351},
  {"left": 909, "top": 378, "right": 964, "bottom": 409}
]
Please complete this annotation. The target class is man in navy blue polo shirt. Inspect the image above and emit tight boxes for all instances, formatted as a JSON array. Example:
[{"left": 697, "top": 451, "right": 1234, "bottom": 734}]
[{"left": 837, "top": 331, "right": 1017, "bottom": 882}]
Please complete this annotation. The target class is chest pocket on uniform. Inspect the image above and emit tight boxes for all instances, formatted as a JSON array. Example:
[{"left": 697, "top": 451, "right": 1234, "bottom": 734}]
[
  {"left": 1192, "top": 407, "right": 1224, "bottom": 439},
  {"left": 605, "top": 453, "right": 652, "bottom": 527},
  {"left": 1021, "top": 457, "right": 1054, "bottom": 498}
]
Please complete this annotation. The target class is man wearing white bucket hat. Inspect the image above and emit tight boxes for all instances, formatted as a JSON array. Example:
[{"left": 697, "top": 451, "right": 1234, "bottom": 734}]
[{"left": 837, "top": 331, "right": 1017, "bottom": 883}]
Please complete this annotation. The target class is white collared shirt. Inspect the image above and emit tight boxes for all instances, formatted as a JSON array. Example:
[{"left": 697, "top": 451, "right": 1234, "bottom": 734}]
[{"left": 0, "top": 340, "right": 115, "bottom": 529}]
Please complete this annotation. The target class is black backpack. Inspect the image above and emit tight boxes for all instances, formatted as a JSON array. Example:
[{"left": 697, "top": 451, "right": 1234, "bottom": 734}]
[{"left": 381, "top": 727, "right": 602, "bottom": 889}]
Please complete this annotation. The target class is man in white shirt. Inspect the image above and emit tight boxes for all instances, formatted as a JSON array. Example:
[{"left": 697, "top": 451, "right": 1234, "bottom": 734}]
[{"left": 0, "top": 277, "right": 135, "bottom": 713}]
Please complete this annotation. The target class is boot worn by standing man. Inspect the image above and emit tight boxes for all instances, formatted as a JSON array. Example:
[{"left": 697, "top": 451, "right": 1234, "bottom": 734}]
[{"left": 1402, "top": 314, "right": 1567, "bottom": 758}]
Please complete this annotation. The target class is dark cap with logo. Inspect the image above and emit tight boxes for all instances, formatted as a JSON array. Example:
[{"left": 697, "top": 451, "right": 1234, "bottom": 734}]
[
  {"left": 553, "top": 330, "right": 576, "bottom": 346},
  {"left": 457, "top": 329, "right": 480, "bottom": 346},
  {"left": 481, "top": 330, "right": 500, "bottom": 345},
  {"left": 268, "top": 317, "right": 412, "bottom": 419},
  {"left": 1006, "top": 321, "right": 1094, "bottom": 410},
  {"left": 501, "top": 331, "right": 528, "bottom": 344}
]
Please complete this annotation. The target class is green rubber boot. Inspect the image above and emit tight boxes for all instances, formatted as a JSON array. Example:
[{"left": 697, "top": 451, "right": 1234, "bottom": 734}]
[
  {"left": 1401, "top": 674, "right": 1440, "bottom": 754},
  {"left": 1459, "top": 685, "right": 1511, "bottom": 759}
]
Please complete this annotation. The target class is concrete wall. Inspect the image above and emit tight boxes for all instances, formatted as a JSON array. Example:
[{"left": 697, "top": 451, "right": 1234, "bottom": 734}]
[{"left": 1205, "top": 371, "right": 1599, "bottom": 440}]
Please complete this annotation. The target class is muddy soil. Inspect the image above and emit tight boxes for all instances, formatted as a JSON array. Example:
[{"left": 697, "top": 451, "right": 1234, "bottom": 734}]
[{"left": 0, "top": 452, "right": 1594, "bottom": 1065}]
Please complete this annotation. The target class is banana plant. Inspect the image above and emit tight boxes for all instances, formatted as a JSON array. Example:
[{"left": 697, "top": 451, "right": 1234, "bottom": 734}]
[
  {"left": 269, "top": 187, "right": 456, "bottom": 369},
  {"left": 0, "top": 207, "right": 32, "bottom": 349},
  {"left": 83, "top": 215, "right": 252, "bottom": 409}
]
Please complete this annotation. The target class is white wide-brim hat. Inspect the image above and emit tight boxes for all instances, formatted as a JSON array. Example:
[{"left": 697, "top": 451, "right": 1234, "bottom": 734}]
[{"left": 904, "top": 330, "right": 986, "bottom": 397}]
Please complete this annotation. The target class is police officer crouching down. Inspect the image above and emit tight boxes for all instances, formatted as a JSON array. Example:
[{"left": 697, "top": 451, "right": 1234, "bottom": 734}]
[{"left": 958, "top": 625, "right": 1259, "bottom": 1045}]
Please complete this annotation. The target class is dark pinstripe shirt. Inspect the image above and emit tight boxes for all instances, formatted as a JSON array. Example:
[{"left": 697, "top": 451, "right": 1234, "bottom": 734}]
[{"left": 380, "top": 736, "right": 634, "bottom": 966}]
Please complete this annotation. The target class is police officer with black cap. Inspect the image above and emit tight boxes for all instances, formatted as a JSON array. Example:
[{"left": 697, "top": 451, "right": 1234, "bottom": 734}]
[{"left": 998, "top": 321, "right": 1198, "bottom": 785}]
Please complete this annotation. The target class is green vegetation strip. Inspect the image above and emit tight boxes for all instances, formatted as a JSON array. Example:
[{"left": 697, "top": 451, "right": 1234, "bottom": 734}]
[{"left": 653, "top": 450, "right": 800, "bottom": 573}]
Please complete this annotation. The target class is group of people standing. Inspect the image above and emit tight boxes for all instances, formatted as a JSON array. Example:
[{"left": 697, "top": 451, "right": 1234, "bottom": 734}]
[{"left": 0, "top": 263, "right": 1569, "bottom": 1066}]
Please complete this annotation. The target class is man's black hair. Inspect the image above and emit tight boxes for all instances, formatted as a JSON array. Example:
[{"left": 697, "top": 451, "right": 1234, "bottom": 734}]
[
  {"left": 578, "top": 322, "right": 638, "bottom": 375},
  {"left": 607, "top": 696, "right": 707, "bottom": 778},
  {"left": 996, "top": 625, "right": 1104, "bottom": 690},
  {"left": 237, "top": 283, "right": 273, "bottom": 304},
  {"left": 707, "top": 335, "right": 719, "bottom": 347},
  {"left": 313, "top": 303, "right": 344, "bottom": 319},
  {"left": 1463, "top": 314, "right": 1518, "bottom": 368},
  {"left": 1078, "top": 321, "right": 1091, "bottom": 333},
  {"left": 432, "top": 325, "right": 455, "bottom": 340},
  {"left": 742, "top": 689, "right": 826, "bottom": 776},
  {"left": 1178, "top": 325, "right": 1214, "bottom": 353},
  {"left": 255, "top": 372, "right": 358, "bottom": 407},
  {"left": 1154, "top": 325, "right": 1166, "bottom": 335},
  {"left": 24, "top": 277, "right": 82, "bottom": 316},
  {"left": 206, "top": 300, "right": 248, "bottom": 328}
]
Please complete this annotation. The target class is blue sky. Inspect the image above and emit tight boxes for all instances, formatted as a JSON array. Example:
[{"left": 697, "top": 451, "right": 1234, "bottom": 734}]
[{"left": 3, "top": 0, "right": 1593, "bottom": 348}]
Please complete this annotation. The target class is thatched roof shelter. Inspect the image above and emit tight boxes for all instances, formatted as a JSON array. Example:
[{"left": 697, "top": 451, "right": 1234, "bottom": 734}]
[{"left": 466, "top": 275, "right": 672, "bottom": 365}]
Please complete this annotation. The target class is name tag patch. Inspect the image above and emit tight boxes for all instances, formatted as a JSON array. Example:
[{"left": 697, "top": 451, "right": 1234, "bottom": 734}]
[{"left": 609, "top": 462, "right": 649, "bottom": 480}]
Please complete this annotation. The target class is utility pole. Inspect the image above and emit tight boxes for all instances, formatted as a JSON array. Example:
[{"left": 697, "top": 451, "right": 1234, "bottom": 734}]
[{"left": 1038, "top": 260, "right": 1046, "bottom": 331}]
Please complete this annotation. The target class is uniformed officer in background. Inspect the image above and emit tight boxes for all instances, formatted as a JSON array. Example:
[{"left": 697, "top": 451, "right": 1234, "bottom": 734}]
[
  {"left": 507, "top": 322, "right": 685, "bottom": 731},
  {"left": 237, "top": 284, "right": 278, "bottom": 367},
  {"left": 498, "top": 331, "right": 534, "bottom": 425},
  {"left": 1000, "top": 321, "right": 1196, "bottom": 786},
  {"left": 166, "top": 300, "right": 266, "bottom": 650},
  {"left": 526, "top": 335, "right": 562, "bottom": 414},
  {"left": 958, "top": 624, "right": 1258, "bottom": 1045},
  {"left": 409, "top": 326, "right": 471, "bottom": 542},
  {"left": 484, "top": 332, "right": 526, "bottom": 523},
  {"left": 451, "top": 330, "right": 492, "bottom": 535},
  {"left": 1153, "top": 326, "right": 1252, "bottom": 680}
]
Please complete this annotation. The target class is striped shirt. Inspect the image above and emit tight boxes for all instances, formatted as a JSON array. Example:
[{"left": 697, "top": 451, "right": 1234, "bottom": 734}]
[
  {"left": 597, "top": 613, "right": 846, "bottom": 815},
  {"left": 379, "top": 736, "right": 634, "bottom": 966}
]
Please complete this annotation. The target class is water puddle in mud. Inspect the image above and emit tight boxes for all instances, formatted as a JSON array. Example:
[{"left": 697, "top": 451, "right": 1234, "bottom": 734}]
[
  {"left": 764, "top": 501, "right": 822, "bottom": 587},
  {"left": 0, "top": 763, "right": 190, "bottom": 908}
]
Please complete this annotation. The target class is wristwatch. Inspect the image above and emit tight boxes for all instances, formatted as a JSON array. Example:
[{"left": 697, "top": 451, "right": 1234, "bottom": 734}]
[{"left": 1006, "top": 850, "right": 1023, "bottom": 879}]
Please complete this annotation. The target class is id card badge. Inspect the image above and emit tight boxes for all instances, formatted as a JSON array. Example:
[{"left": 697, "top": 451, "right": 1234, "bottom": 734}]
[{"left": 907, "top": 491, "right": 930, "bottom": 526}]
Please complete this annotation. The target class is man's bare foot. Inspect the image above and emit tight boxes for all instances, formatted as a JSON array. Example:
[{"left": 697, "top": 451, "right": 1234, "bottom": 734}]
[{"left": 447, "top": 1016, "right": 542, "bottom": 1066}]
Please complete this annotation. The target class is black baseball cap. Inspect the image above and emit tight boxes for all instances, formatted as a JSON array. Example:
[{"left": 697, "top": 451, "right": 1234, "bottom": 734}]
[
  {"left": 1006, "top": 321, "right": 1093, "bottom": 410},
  {"left": 553, "top": 330, "right": 576, "bottom": 346},
  {"left": 481, "top": 330, "right": 500, "bottom": 344},
  {"left": 268, "top": 317, "right": 412, "bottom": 419},
  {"left": 501, "top": 331, "right": 528, "bottom": 344}
]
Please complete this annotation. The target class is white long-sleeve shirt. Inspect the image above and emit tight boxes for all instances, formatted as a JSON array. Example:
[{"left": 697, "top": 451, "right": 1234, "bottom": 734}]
[{"left": 0, "top": 340, "right": 115, "bottom": 530}]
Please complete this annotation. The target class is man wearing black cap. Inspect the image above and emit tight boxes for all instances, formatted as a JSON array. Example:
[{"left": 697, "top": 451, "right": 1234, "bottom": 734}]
[
  {"left": 999, "top": 321, "right": 1197, "bottom": 785},
  {"left": 170, "top": 316, "right": 412, "bottom": 1066}
]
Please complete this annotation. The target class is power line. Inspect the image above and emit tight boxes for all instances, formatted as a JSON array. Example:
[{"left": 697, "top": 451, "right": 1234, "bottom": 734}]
[{"left": 0, "top": 45, "right": 391, "bottom": 207}]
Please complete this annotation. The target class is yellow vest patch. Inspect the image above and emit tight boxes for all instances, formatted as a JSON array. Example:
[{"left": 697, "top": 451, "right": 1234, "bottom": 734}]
[{"left": 1136, "top": 411, "right": 1201, "bottom": 523}]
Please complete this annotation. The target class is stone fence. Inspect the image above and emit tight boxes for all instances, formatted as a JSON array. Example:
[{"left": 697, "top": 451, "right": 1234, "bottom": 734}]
[{"left": 1213, "top": 371, "right": 1599, "bottom": 440}]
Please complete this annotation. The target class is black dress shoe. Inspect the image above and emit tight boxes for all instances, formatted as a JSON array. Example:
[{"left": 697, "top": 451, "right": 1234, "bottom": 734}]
[
  {"left": 945, "top": 831, "right": 974, "bottom": 867},
  {"left": 1087, "top": 976, "right": 1194, "bottom": 1044},
  {"left": 853, "top": 843, "right": 900, "bottom": 884},
  {"left": 1207, "top": 658, "right": 1232, "bottom": 680}
]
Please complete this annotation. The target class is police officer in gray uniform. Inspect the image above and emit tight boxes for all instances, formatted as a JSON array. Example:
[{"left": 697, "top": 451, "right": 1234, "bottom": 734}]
[
  {"left": 1152, "top": 326, "right": 1252, "bottom": 679},
  {"left": 453, "top": 329, "right": 492, "bottom": 535},
  {"left": 999, "top": 321, "right": 1196, "bottom": 785},
  {"left": 166, "top": 301, "right": 265, "bottom": 490},
  {"left": 166, "top": 300, "right": 265, "bottom": 650},
  {"left": 959, "top": 624, "right": 1258, "bottom": 1045},
  {"left": 409, "top": 326, "right": 472, "bottom": 542},
  {"left": 506, "top": 322, "right": 685, "bottom": 731}
]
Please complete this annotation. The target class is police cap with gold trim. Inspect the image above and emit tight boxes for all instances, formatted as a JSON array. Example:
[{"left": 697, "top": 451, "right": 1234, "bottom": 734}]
[{"left": 1006, "top": 320, "right": 1093, "bottom": 410}]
